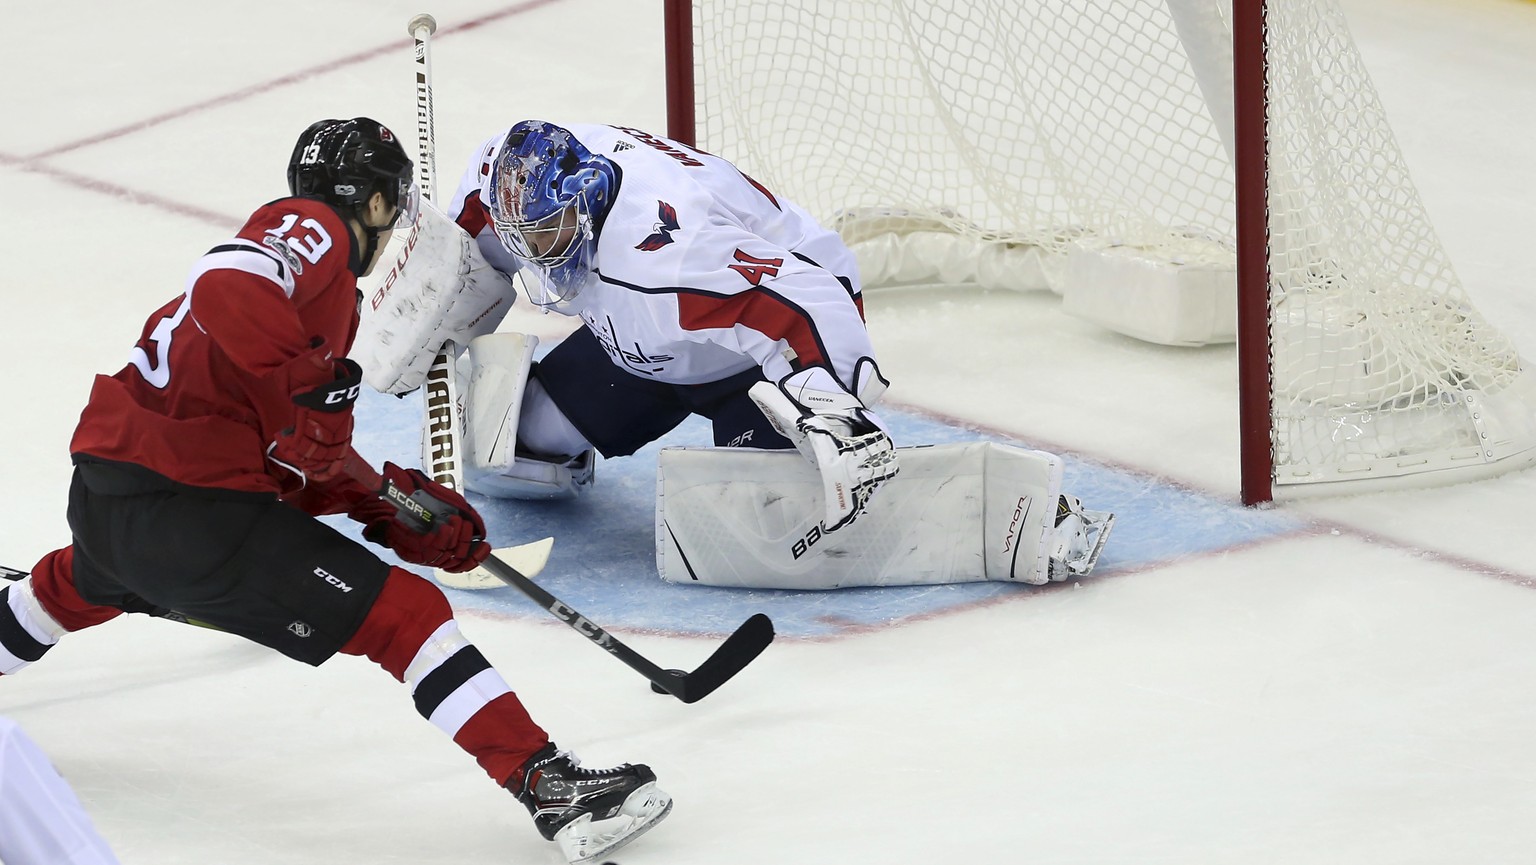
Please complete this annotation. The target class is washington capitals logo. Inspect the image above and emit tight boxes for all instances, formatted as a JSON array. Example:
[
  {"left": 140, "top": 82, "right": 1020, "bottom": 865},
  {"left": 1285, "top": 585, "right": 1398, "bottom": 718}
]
[{"left": 636, "top": 201, "right": 680, "bottom": 251}]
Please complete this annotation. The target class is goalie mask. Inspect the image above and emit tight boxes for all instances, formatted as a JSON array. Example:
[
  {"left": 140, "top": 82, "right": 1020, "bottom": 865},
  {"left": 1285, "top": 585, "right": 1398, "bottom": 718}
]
[{"left": 487, "top": 121, "right": 616, "bottom": 308}]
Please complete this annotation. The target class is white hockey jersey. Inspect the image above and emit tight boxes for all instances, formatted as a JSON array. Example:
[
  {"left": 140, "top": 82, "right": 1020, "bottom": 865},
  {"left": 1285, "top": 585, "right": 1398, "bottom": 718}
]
[{"left": 445, "top": 123, "right": 877, "bottom": 390}]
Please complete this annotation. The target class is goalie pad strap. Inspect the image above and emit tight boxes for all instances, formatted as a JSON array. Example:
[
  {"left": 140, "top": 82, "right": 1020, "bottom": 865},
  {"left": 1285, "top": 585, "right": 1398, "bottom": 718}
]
[{"left": 656, "top": 441, "right": 1062, "bottom": 588}]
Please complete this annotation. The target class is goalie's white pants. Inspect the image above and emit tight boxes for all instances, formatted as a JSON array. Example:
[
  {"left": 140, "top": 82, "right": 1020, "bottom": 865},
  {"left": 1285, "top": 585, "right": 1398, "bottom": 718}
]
[
  {"left": 657, "top": 441, "right": 1072, "bottom": 588},
  {"left": 0, "top": 716, "right": 121, "bottom": 865}
]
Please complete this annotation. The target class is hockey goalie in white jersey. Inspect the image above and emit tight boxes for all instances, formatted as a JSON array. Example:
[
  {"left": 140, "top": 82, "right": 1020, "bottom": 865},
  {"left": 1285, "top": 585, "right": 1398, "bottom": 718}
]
[{"left": 354, "top": 120, "right": 1114, "bottom": 589}]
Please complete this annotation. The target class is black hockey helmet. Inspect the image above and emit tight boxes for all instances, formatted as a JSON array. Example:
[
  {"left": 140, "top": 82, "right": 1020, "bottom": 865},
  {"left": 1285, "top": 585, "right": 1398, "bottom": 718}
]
[{"left": 287, "top": 117, "right": 418, "bottom": 228}]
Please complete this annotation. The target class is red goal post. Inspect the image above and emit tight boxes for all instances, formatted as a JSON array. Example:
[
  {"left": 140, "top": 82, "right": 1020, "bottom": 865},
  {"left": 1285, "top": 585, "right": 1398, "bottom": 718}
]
[{"left": 664, "top": 0, "right": 1536, "bottom": 505}]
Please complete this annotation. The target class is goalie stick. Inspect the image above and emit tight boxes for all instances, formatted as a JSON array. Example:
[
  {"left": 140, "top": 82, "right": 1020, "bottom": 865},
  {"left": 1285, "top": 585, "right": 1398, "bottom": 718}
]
[
  {"left": 346, "top": 454, "right": 776, "bottom": 703},
  {"left": 405, "top": 13, "right": 498, "bottom": 591}
]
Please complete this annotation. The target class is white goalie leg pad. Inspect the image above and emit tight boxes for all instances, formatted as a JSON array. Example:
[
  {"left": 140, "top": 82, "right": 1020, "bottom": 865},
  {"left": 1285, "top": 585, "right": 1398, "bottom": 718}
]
[
  {"left": 462, "top": 332, "right": 537, "bottom": 484},
  {"left": 354, "top": 200, "right": 516, "bottom": 395},
  {"left": 469, "top": 449, "right": 594, "bottom": 500},
  {"left": 656, "top": 441, "right": 1067, "bottom": 588},
  {"left": 459, "top": 332, "right": 594, "bottom": 500},
  {"left": 979, "top": 447, "right": 1063, "bottom": 585}
]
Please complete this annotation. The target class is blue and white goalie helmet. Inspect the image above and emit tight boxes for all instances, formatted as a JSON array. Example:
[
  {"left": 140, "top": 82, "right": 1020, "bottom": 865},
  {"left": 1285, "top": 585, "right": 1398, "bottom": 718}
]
[{"left": 488, "top": 121, "right": 616, "bottom": 307}]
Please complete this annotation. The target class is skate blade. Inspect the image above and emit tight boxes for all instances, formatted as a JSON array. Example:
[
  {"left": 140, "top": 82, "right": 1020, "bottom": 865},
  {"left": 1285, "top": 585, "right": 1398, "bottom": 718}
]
[
  {"left": 1081, "top": 510, "right": 1118, "bottom": 577},
  {"left": 554, "top": 781, "right": 674, "bottom": 864},
  {"left": 1046, "top": 510, "right": 1116, "bottom": 582},
  {"left": 1074, "top": 510, "right": 1115, "bottom": 577}
]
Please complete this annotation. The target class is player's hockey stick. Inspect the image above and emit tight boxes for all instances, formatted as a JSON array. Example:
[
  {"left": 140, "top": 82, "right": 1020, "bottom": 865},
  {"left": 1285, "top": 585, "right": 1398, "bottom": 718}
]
[
  {"left": 348, "top": 455, "right": 776, "bottom": 703},
  {"left": 402, "top": 13, "right": 499, "bottom": 592}
]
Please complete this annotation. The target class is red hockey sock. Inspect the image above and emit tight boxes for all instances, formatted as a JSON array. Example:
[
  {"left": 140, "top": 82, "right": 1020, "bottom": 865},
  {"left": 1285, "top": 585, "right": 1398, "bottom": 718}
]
[
  {"left": 1, "top": 547, "right": 121, "bottom": 677},
  {"left": 339, "top": 568, "right": 548, "bottom": 785},
  {"left": 27, "top": 547, "right": 123, "bottom": 632}
]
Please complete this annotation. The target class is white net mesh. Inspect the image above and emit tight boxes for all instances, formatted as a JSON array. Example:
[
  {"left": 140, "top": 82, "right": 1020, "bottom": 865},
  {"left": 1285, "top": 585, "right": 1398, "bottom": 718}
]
[
  {"left": 687, "top": 0, "right": 1536, "bottom": 491},
  {"left": 1263, "top": 0, "right": 1527, "bottom": 483},
  {"left": 696, "top": 1, "right": 1234, "bottom": 258}
]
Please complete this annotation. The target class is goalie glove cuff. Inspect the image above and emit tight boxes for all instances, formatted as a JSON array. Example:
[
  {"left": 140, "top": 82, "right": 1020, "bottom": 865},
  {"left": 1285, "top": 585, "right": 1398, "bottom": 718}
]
[{"left": 799, "top": 417, "right": 898, "bottom": 531}]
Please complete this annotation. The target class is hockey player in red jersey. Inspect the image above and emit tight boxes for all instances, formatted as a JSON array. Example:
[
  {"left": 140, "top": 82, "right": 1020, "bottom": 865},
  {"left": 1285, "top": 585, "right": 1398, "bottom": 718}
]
[{"left": 0, "top": 118, "right": 670, "bottom": 864}]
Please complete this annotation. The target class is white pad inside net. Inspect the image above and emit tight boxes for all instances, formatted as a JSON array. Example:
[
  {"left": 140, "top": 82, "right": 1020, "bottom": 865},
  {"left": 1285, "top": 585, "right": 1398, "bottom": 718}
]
[{"left": 686, "top": 0, "right": 1536, "bottom": 491}]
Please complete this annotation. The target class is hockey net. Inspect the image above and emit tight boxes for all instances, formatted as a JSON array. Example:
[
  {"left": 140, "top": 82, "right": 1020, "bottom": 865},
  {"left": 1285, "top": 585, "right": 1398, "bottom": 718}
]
[{"left": 665, "top": 0, "right": 1536, "bottom": 501}]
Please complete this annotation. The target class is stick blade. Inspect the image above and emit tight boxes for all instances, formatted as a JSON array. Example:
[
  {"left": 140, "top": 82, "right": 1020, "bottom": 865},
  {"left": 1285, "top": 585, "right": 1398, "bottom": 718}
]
[
  {"left": 435, "top": 537, "right": 554, "bottom": 590},
  {"left": 673, "top": 613, "right": 775, "bottom": 704}
]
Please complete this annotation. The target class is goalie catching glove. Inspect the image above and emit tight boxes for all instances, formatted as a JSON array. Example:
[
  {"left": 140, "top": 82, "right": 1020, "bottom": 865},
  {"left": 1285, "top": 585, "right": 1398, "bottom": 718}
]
[
  {"left": 749, "top": 360, "right": 898, "bottom": 532},
  {"left": 349, "top": 462, "right": 492, "bottom": 573}
]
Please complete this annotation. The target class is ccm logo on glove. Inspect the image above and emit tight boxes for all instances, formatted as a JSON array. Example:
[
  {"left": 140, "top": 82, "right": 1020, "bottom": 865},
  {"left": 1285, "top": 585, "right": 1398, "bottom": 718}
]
[
  {"left": 270, "top": 357, "right": 364, "bottom": 484},
  {"left": 292, "top": 365, "right": 363, "bottom": 410}
]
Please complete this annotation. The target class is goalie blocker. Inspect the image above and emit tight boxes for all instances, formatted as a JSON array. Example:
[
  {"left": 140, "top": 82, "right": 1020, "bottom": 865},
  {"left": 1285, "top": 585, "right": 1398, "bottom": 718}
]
[
  {"left": 353, "top": 198, "right": 515, "bottom": 396},
  {"left": 656, "top": 442, "right": 1114, "bottom": 589}
]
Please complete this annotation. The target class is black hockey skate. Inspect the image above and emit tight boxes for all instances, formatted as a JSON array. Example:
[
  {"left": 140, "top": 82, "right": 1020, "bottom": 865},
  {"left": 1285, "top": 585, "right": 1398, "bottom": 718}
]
[{"left": 512, "top": 743, "right": 673, "bottom": 864}]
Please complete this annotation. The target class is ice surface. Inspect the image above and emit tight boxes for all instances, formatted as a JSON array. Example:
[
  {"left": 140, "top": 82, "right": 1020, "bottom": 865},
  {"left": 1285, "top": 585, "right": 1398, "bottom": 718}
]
[{"left": 4, "top": 1, "right": 1536, "bottom": 862}]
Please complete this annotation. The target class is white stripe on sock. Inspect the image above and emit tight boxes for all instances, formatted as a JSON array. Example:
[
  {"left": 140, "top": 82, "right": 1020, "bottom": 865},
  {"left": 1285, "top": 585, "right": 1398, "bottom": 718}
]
[
  {"left": 403, "top": 620, "right": 468, "bottom": 688},
  {"left": 9, "top": 578, "right": 66, "bottom": 643},
  {"left": 0, "top": 644, "right": 32, "bottom": 675}
]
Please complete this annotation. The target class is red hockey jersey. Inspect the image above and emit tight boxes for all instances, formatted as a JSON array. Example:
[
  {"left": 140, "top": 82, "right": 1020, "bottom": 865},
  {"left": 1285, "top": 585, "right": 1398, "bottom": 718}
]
[{"left": 71, "top": 197, "right": 366, "bottom": 498}]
